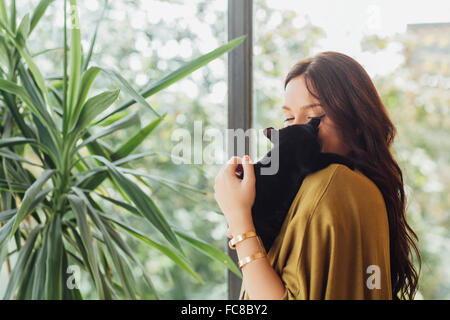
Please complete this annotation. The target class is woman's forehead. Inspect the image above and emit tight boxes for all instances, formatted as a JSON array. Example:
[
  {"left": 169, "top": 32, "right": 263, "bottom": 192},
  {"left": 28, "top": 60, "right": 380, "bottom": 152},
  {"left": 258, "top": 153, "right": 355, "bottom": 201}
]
[{"left": 284, "top": 76, "right": 321, "bottom": 111}]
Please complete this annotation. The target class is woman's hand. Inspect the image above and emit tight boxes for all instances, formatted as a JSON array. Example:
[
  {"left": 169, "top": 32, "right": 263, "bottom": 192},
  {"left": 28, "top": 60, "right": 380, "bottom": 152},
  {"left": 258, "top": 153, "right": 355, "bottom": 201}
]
[
  {"left": 214, "top": 155, "right": 256, "bottom": 235},
  {"left": 216, "top": 156, "right": 286, "bottom": 300}
]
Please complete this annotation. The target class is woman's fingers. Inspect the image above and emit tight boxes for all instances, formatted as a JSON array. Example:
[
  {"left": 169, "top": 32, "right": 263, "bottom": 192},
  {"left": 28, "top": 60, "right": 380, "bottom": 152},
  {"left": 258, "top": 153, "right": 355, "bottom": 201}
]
[
  {"left": 216, "top": 156, "right": 240, "bottom": 182},
  {"left": 225, "top": 156, "right": 242, "bottom": 174},
  {"left": 226, "top": 227, "right": 233, "bottom": 239},
  {"left": 242, "top": 155, "right": 255, "bottom": 183}
]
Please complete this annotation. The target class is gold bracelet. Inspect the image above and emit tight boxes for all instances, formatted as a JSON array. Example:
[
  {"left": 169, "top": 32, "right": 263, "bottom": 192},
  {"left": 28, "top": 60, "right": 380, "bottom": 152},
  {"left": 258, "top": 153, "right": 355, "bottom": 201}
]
[
  {"left": 238, "top": 252, "right": 266, "bottom": 269},
  {"left": 228, "top": 231, "right": 257, "bottom": 250}
]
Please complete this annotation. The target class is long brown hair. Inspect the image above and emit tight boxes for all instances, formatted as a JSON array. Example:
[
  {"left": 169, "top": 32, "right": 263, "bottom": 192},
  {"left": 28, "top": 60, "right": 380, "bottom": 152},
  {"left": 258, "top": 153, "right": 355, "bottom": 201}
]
[{"left": 284, "top": 51, "right": 421, "bottom": 299}]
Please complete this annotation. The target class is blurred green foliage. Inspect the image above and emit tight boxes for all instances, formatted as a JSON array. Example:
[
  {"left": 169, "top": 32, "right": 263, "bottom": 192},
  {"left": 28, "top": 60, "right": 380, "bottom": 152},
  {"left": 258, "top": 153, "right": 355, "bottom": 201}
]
[{"left": 254, "top": 0, "right": 449, "bottom": 300}]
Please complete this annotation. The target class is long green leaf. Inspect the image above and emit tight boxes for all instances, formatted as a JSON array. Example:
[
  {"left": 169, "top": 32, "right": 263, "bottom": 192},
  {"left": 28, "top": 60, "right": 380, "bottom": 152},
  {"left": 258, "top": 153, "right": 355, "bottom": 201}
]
[
  {"left": 75, "top": 110, "right": 139, "bottom": 151},
  {"left": 74, "top": 151, "right": 158, "bottom": 188},
  {"left": 17, "top": 46, "right": 50, "bottom": 108},
  {"left": 0, "top": 1, "right": 8, "bottom": 26},
  {"left": 0, "top": 78, "right": 40, "bottom": 114},
  {"left": 0, "top": 188, "right": 52, "bottom": 248},
  {"left": 3, "top": 225, "right": 43, "bottom": 299},
  {"left": 175, "top": 229, "right": 242, "bottom": 278},
  {"left": 44, "top": 213, "right": 64, "bottom": 299},
  {"left": 100, "top": 67, "right": 161, "bottom": 118},
  {"left": 75, "top": 192, "right": 136, "bottom": 299},
  {"left": 119, "top": 167, "right": 208, "bottom": 195},
  {"left": 69, "top": 66, "right": 102, "bottom": 130},
  {"left": 0, "top": 84, "right": 44, "bottom": 160},
  {"left": 32, "top": 47, "right": 63, "bottom": 58},
  {"left": 81, "top": 0, "right": 107, "bottom": 72},
  {"left": 29, "top": 0, "right": 54, "bottom": 35},
  {"left": 18, "top": 64, "right": 59, "bottom": 133},
  {"left": 96, "top": 243, "right": 117, "bottom": 300},
  {"left": 0, "top": 5, "right": 12, "bottom": 37},
  {"left": 15, "top": 247, "right": 38, "bottom": 299},
  {"left": 0, "top": 148, "right": 42, "bottom": 167},
  {"left": 0, "top": 135, "right": 56, "bottom": 167},
  {"left": 0, "top": 209, "right": 17, "bottom": 222},
  {"left": 95, "top": 110, "right": 130, "bottom": 127},
  {"left": 0, "top": 78, "right": 53, "bottom": 131},
  {"left": 94, "top": 193, "right": 240, "bottom": 277},
  {"left": 9, "top": 170, "right": 56, "bottom": 239},
  {"left": 88, "top": 157, "right": 184, "bottom": 255},
  {"left": 111, "top": 114, "right": 165, "bottom": 161},
  {"left": 62, "top": 246, "right": 83, "bottom": 300},
  {"left": 15, "top": 13, "right": 30, "bottom": 46},
  {"left": 0, "top": 237, "right": 9, "bottom": 274},
  {"left": 0, "top": 137, "right": 35, "bottom": 148},
  {"left": 99, "top": 35, "right": 246, "bottom": 122},
  {"left": 63, "top": 223, "right": 111, "bottom": 299},
  {"left": 0, "top": 188, "right": 52, "bottom": 237},
  {"left": 31, "top": 114, "right": 60, "bottom": 167},
  {"left": 9, "top": 0, "right": 15, "bottom": 31},
  {"left": 100, "top": 211, "right": 203, "bottom": 285},
  {"left": 76, "top": 151, "right": 158, "bottom": 176},
  {"left": 95, "top": 211, "right": 160, "bottom": 297},
  {"left": 31, "top": 225, "right": 48, "bottom": 299},
  {"left": 0, "top": 34, "right": 9, "bottom": 66},
  {"left": 67, "top": 0, "right": 82, "bottom": 122},
  {"left": 63, "top": 0, "right": 68, "bottom": 125},
  {"left": 0, "top": 215, "right": 15, "bottom": 244},
  {"left": 67, "top": 194, "right": 105, "bottom": 299},
  {"left": 0, "top": 19, "right": 52, "bottom": 113},
  {"left": 71, "top": 88, "right": 119, "bottom": 134}
]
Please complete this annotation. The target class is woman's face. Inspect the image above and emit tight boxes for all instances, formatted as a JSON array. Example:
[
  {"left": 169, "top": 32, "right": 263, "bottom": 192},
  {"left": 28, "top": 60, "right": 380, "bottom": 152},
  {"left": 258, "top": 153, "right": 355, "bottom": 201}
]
[{"left": 283, "top": 75, "right": 350, "bottom": 156}]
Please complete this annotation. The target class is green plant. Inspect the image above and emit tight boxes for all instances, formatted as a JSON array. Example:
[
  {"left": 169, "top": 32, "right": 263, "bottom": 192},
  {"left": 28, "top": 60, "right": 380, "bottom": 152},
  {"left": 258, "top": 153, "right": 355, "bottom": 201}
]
[{"left": 0, "top": 0, "right": 243, "bottom": 299}]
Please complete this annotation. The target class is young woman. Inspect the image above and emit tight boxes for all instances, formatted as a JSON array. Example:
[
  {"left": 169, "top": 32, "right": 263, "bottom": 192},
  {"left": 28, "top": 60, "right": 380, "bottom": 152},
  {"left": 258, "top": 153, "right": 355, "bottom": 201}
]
[{"left": 214, "top": 51, "right": 420, "bottom": 300}]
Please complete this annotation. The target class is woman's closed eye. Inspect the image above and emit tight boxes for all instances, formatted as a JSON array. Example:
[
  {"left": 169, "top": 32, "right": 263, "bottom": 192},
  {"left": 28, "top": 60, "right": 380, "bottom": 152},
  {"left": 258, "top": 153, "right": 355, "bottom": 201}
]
[
  {"left": 284, "top": 117, "right": 295, "bottom": 122},
  {"left": 284, "top": 114, "right": 325, "bottom": 123},
  {"left": 307, "top": 114, "right": 325, "bottom": 120}
]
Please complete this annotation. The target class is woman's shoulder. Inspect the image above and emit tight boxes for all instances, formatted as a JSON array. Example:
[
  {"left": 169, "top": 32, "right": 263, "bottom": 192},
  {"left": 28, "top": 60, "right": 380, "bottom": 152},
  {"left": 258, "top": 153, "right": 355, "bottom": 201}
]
[
  {"left": 301, "top": 163, "right": 383, "bottom": 201},
  {"left": 293, "top": 163, "right": 387, "bottom": 222}
]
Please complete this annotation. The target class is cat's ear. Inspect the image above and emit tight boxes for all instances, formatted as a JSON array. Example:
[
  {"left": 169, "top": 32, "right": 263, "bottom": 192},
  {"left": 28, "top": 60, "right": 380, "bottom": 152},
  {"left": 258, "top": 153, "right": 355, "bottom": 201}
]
[
  {"left": 263, "top": 127, "right": 276, "bottom": 140},
  {"left": 308, "top": 117, "right": 321, "bottom": 129}
]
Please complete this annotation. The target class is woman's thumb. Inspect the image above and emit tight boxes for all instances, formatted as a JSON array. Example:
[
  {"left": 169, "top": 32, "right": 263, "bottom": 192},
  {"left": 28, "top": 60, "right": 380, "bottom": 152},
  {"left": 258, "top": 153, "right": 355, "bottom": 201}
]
[{"left": 242, "top": 155, "right": 255, "bottom": 183}]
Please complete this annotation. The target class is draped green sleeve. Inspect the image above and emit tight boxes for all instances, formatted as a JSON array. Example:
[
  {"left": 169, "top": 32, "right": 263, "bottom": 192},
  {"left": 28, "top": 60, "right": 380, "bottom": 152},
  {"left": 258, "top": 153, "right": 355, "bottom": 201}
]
[{"left": 243, "top": 164, "right": 392, "bottom": 300}]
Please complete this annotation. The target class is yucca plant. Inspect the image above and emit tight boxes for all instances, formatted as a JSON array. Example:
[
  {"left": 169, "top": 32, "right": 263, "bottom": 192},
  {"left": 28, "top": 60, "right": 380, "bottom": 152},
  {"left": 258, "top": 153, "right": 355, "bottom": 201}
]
[{"left": 0, "top": 0, "right": 243, "bottom": 299}]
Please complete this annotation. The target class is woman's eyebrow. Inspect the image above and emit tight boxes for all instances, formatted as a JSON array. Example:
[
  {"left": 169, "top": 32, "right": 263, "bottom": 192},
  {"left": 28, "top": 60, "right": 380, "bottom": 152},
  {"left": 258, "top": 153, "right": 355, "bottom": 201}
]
[{"left": 282, "top": 103, "right": 322, "bottom": 111}]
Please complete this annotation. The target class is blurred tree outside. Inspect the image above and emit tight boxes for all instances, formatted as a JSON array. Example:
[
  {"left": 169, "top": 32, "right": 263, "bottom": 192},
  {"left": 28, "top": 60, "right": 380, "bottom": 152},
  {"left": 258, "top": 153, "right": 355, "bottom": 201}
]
[
  {"left": 374, "top": 23, "right": 450, "bottom": 299},
  {"left": 254, "top": 0, "right": 450, "bottom": 299}
]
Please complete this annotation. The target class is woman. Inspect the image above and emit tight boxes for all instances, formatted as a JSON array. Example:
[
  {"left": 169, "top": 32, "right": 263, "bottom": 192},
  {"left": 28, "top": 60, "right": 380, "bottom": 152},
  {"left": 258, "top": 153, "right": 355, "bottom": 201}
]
[{"left": 214, "top": 51, "right": 420, "bottom": 300}]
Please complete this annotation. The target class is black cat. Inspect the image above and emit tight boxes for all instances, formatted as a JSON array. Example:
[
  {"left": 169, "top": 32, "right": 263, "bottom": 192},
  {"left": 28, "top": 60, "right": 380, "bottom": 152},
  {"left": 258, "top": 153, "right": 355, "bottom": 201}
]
[{"left": 235, "top": 117, "right": 354, "bottom": 252}]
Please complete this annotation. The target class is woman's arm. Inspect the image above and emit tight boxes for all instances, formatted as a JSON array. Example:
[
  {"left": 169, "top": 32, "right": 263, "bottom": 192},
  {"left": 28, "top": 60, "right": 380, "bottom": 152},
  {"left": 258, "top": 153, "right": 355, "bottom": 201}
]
[
  {"left": 231, "top": 215, "right": 286, "bottom": 300},
  {"left": 214, "top": 155, "right": 286, "bottom": 300}
]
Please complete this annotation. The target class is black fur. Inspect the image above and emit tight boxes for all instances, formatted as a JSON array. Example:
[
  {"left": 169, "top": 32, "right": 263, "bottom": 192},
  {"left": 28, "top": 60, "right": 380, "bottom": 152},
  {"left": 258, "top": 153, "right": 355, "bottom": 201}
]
[{"left": 236, "top": 118, "right": 354, "bottom": 252}]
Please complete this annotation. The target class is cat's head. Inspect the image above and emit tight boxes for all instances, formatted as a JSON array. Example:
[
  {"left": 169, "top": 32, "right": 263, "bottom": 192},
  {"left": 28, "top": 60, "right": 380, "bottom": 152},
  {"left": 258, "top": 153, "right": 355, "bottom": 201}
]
[
  {"left": 263, "top": 116, "right": 322, "bottom": 145},
  {"left": 235, "top": 117, "right": 323, "bottom": 178}
]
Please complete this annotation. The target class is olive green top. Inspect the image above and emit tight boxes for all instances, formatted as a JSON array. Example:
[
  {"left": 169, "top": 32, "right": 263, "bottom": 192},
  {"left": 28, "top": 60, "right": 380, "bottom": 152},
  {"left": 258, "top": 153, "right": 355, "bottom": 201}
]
[{"left": 243, "top": 164, "right": 392, "bottom": 300}]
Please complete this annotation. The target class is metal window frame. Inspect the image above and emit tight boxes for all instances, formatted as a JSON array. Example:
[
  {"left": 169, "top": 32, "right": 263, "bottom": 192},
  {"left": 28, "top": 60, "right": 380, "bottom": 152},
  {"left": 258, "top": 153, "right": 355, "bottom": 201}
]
[{"left": 227, "top": 0, "right": 253, "bottom": 300}]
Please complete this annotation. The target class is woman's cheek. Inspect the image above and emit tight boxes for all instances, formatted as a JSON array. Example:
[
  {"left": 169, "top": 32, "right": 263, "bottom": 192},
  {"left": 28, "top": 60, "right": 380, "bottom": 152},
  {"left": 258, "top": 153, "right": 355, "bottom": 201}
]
[{"left": 317, "top": 121, "right": 333, "bottom": 152}]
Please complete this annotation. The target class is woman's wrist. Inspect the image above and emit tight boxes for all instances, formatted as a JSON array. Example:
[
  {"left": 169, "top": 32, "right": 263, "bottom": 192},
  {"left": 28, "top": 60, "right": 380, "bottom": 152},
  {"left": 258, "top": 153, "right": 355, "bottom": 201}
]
[{"left": 229, "top": 211, "right": 255, "bottom": 237}]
